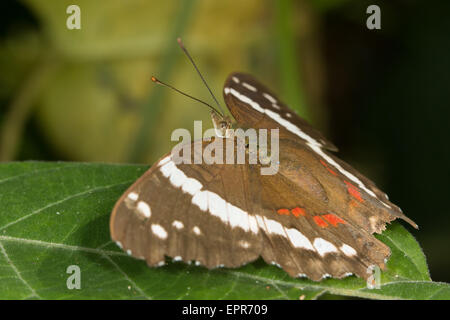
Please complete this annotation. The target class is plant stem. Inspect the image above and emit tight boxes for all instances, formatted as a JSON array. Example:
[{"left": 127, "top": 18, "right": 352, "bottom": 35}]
[
  {"left": 274, "top": 0, "right": 310, "bottom": 120},
  {"left": 0, "top": 53, "right": 60, "bottom": 161},
  {"left": 127, "top": 0, "right": 198, "bottom": 163}
]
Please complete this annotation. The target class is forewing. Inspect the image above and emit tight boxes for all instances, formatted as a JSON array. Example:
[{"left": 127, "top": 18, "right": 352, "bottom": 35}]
[{"left": 223, "top": 72, "right": 338, "bottom": 151}]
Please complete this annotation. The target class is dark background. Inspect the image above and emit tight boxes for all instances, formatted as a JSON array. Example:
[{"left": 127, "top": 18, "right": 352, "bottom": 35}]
[{"left": 0, "top": 0, "right": 448, "bottom": 283}]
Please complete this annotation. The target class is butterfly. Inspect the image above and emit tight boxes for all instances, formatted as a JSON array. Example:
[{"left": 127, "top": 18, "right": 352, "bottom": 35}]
[{"left": 110, "top": 44, "right": 417, "bottom": 281}]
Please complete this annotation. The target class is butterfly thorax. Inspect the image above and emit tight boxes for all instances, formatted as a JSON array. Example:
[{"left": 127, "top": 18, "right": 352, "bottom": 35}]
[{"left": 210, "top": 111, "right": 234, "bottom": 138}]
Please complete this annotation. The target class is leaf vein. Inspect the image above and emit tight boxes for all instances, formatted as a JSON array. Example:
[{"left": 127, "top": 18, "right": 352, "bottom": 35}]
[
  {"left": 102, "top": 254, "right": 152, "bottom": 300},
  {"left": 0, "top": 180, "right": 135, "bottom": 232},
  {"left": 0, "top": 235, "right": 128, "bottom": 257},
  {"left": 0, "top": 241, "right": 41, "bottom": 299},
  {"left": 382, "top": 233, "right": 428, "bottom": 280}
]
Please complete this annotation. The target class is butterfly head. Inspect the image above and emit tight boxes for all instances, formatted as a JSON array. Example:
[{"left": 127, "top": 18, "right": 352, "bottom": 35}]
[{"left": 211, "top": 111, "right": 233, "bottom": 138}]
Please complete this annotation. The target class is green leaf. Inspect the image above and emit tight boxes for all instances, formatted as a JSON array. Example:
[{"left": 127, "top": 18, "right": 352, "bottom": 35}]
[{"left": 0, "top": 162, "right": 448, "bottom": 300}]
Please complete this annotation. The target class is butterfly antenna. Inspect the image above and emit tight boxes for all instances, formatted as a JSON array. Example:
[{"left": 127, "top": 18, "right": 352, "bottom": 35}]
[
  {"left": 177, "top": 38, "right": 225, "bottom": 116},
  {"left": 151, "top": 76, "right": 223, "bottom": 117}
]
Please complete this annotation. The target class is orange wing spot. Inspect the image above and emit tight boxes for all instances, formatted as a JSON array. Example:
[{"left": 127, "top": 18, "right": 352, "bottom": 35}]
[
  {"left": 349, "top": 200, "right": 359, "bottom": 207},
  {"left": 277, "top": 208, "right": 290, "bottom": 216},
  {"left": 344, "top": 181, "right": 364, "bottom": 203},
  {"left": 291, "top": 207, "right": 306, "bottom": 217},
  {"left": 313, "top": 216, "right": 328, "bottom": 228},
  {"left": 320, "top": 159, "right": 337, "bottom": 176},
  {"left": 322, "top": 214, "right": 346, "bottom": 227}
]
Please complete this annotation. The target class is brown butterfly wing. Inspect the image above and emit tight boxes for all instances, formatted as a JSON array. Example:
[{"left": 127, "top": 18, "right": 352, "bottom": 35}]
[
  {"left": 276, "top": 138, "right": 417, "bottom": 233},
  {"left": 111, "top": 137, "right": 402, "bottom": 280},
  {"left": 256, "top": 168, "right": 391, "bottom": 280},
  {"left": 110, "top": 139, "right": 263, "bottom": 269},
  {"left": 223, "top": 72, "right": 338, "bottom": 151},
  {"left": 223, "top": 72, "right": 416, "bottom": 232}
]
